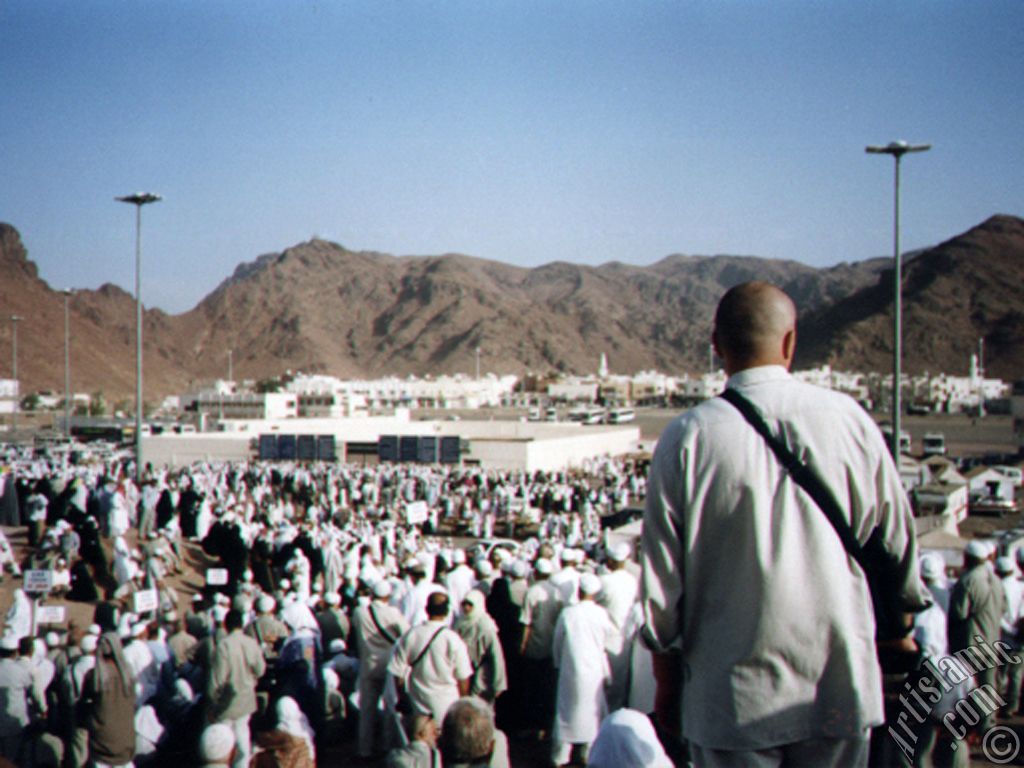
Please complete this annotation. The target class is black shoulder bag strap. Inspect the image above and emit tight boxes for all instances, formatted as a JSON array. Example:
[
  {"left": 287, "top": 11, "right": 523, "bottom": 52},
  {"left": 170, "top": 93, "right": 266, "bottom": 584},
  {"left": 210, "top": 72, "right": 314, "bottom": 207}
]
[
  {"left": 719, "top": 388, "right": 866, "bottom": 560},
  {"left": 369, "top": 604, "right": 398, "bottom": 645},
  {"left": 410, "top": 626, "right": 447, "bottom": 668},
  {"left": 719, "top": 387, "right": 910, "bottom": 647}
]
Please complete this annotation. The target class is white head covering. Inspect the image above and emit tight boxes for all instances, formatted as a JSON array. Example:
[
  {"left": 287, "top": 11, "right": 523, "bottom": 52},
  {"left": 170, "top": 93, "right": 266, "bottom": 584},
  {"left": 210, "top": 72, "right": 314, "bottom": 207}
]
[
  {"left": 276, "top": 696, "right": 316, "bottom": 760},
  {"left": 997, "top": 556, "right": 1017, "bottom": 575},
  {"left": 281, "top": 601, "right": 318, "bottom": 632},
  {"left": 534, "top": 558, "right": 554, "bottom": 575},
  {"left": 588, "top": 709, "right": 673, "bottom": 768},
  {"left": 257, "top": 595, "right": 276, "bottom": 613},
  {"left": 199, "top": 723, "right": 236, "bottom": 762},
  {"left": 373, "top": 580, "right": 393, "bottom": 599},
  {"left": 579, "top": 573, "right": 602, "bottom": 597},
  {"left": 919, "top": 554, "right": 944, "bottom": 582},
  {"left": 608, "top": 542, "right": 632, "bottom": 562},
  {"left": 966, "top": 540, "right": 991, "bottom": 559}
]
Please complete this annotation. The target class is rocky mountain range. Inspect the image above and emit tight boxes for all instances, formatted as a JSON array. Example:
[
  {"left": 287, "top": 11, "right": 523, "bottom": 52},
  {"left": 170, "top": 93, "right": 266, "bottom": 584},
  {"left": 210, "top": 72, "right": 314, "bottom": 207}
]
[{"left": 0, "top": 214, "right": 1021, "bottom": 403}]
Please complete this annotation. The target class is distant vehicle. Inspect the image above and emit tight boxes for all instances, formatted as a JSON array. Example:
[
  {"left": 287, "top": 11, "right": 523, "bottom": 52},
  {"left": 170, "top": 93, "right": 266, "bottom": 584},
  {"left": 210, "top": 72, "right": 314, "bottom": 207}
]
[
  {"left": 970, "top": 496, "right": 1017, "bottom": 517},
  {"left": 922, "top": 432, "right": 947, "bottom": 457},
  {"left": 606, "top": 407, "right": 636, "bottom": 424},
  {"left": 527, "top": 407, "right": 541, "bottom": 422},
  {"left": 567, "top": 406, "right": 588, "bottom": 422},
  {"left": 880, "top": 425, "right": 912, "bottom": 454},
  {"left": 994, "top": 465, "right": 1023, "bottom": 490},
  {"left": 579, "top": 406, "right": 606, "bottom": 425},
  {"left": 471, "top": 538, "right": 521, "bottom": 562},
  {"left": 544, "top": 407, "right": 558, "bottom": 422}
]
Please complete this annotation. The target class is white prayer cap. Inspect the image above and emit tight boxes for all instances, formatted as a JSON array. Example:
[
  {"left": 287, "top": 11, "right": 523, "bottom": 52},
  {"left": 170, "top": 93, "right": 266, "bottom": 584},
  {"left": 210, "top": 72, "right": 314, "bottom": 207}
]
[
  {"left": 214, "top": 593, "right": 230, "bottom": 606},
  {"left": 997, "top": 556, "right": 1017, "bottom": 575},
  {"left": 328, "top": 638, "right": 346, "bottom": 655},
  {"left": 80, "top": 635, "right": 99, "bottom": 653},
  {"left": 325, "top": 592, "right": 341, "bottom": 606},
  {"left": 588, "top": 708, "right": 673, "bottom": 768},
  {"left": 919, "top": 555, "right": 943, "bottom": 581},
  {"left": 405, "top": 557, "right": 423, "bottom": 572},
  {"left": 608, "top": 542, "right": 632, "bottom": 562},
  {"left": 966, "top": 540, "right": 991, "bottom": 559},
  {"left": 451, "top": 549, "right": 467, "bottom": 565},
  {"left": 257, "top": 595, "right": 276, "bottom": 613},
  {"left": 45, "top": 632, "right": 60, "bottom": 648},
  {"left": 0, "top": 635, "right": 18, "bottom": 652},
  {"left": 279, "top": 578, "right": 292, "bottom": 591},
  {"left": 534, "top": 558, "right": 554, "bottom": 575},
  {"left": 561, "top": 548, "right": 580, "bottom": 564},
  {"left": 211, "top": 605, "right": 228, "bottom": 623},
  {"left": 199, "top": 724, "right": 236, "bottom": 762},
  {"left": 373, "top": 581, "right": 393, "bottom": 599},
  {"left": 131, "top": 622, "right": 148, "bottom": 638},
  {"left": 511, "top": 560, "right": 528, "bottom": 579},
  {"left": 191, "top": 594, "right": 204, "bottom": 603},
  {"left": 579, "top": 573, "right": 602, "bottom": 597},
  {"left": 492, "top": 548, "right": 510, "bottom": 563},
  {"left": 475, "top": 561, "right": 494, "bottom": 578},
  {"left": 88, "top": 624, "right": 101, "bottom": 636}
]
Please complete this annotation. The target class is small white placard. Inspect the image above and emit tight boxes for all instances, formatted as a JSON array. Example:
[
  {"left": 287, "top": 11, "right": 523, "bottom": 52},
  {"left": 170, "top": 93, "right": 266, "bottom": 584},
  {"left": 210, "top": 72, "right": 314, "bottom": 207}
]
[
  {"left": 24, "top": 570, "right": 54, "bottom": 593},
  {"left": 36, "top": 605, "right": 66, "bottom": 624},
  {"left": 406, "top": 501, "right": 429, "bottom": 525},
  {"left": 133, "top": 588, "right": 159, "bottom": 614},
  {"left": 206, "top": 568, "right": 229, "bottom": 586}
]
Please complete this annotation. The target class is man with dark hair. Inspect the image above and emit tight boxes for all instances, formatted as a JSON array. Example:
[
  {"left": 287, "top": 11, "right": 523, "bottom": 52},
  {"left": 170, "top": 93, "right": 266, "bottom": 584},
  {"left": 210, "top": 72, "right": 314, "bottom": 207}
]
[
  {"left": 641, "top": 281, "right": 929, "bottom": 767},
  {"left": 388, "top": 591, "right": 473, "bottom": 724},
  {"left": 207, "top": 608, "right": 266, "bottom": 768}
]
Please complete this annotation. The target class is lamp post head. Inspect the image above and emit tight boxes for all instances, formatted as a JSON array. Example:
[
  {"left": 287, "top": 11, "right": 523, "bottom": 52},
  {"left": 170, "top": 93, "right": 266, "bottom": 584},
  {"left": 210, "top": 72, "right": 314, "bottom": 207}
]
[
  {"left": 865, "top": 141, "right": 932, "bottom": 158},
  {"left": 115, "top": 192, "right": 162, "bottom": 206},
  {"left": 10, "top": 315, "right": 21, "bottom": 323}
]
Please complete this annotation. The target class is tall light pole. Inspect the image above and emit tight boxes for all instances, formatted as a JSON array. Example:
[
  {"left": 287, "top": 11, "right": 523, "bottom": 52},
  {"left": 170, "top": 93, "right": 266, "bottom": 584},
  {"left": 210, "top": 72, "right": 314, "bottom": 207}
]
[
  {"left": 63, "top": 290, "right": 74, "bottom": 437},
  {"left": 116, "top": 192, "right": 162, "bottom": 480},
  {"left": 227, "top": 349, "right": 233, "bottom": 383},
  {"left": 9, "top": 315, "right": 21, "bottom": 432},
  {"left": 865, "top": 141, "right": 930, "bottom": 458}
]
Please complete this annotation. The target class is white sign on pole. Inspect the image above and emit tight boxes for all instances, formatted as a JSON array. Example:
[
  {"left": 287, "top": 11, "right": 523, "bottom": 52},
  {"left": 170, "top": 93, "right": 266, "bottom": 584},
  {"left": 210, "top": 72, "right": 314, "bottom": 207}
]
[
  {"left": 133, "top": 588, "right": 159, "bottom": 614},
  {"left": 406, "top": 501, "right": 429, "bottom": 525},
  {"left": 24, "top": 570, "right": 54, "bottom": 593},
  {"left": 206, "top": 568, "right": 229, "bottom": 586},
  {"left": 36, "top": 605, "right": 67, "bottom": 625}
]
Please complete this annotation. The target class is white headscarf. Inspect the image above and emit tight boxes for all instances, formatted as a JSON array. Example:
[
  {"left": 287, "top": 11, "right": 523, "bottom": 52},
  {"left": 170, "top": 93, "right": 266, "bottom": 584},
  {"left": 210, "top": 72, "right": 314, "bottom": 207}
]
[
  {"left": 276, "top": 696, "right": 315, "bottom": 760},
  {"left": 587, "top": 709, "right": 673, "bottom": 768}
]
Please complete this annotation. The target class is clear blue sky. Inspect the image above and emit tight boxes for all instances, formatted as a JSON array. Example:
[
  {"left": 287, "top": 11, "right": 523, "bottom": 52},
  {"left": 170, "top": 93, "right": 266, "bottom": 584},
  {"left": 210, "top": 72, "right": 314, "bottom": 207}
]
[{"left": 2, "top": 1, "right": 1021, "bottom": 313}]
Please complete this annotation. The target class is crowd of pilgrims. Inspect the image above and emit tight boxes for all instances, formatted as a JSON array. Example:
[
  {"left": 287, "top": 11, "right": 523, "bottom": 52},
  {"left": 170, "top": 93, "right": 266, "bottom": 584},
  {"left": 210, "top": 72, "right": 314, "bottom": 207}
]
[{"left": 0, "top": 451, "right": 672, "bottom": 768}]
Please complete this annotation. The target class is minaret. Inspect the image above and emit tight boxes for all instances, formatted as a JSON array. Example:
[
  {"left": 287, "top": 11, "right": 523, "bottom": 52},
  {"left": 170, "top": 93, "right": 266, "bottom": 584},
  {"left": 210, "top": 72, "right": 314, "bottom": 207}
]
[{"left": 598, "top": 353, "right": 609, "bottom": 379}]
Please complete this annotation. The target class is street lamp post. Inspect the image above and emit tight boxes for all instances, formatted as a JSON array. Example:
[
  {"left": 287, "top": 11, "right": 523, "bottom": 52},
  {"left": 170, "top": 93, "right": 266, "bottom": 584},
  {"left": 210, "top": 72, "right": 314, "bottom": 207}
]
[
  {"left": 227, "top": 349, "right": 233, "bottom": 383},
  {"left": 116, "top": 192, "right": 162, "bottom": 481},
  {"left": 63, "top": 290, "right": 73, "bottom": 436},
  {"left": 9, "top": 315, "right": 21, "bottom": 433},
  {"left": 865, "top": 141, "right": 930, "bottom": 458}
]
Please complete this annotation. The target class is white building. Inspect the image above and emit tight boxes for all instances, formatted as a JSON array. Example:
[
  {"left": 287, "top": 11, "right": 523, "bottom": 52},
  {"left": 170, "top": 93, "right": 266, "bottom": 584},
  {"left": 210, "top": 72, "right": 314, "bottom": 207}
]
[
  {"left": 142, "top": 413, "right": 641, "bottom": 473},
  {"left": 0, "top": 379, "right": 18, "bottom": 415}
]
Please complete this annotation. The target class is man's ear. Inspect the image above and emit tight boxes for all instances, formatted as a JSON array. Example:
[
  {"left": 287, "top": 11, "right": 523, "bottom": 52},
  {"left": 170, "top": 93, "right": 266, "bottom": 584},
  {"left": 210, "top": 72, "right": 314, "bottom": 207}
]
[{"left": 781, "top": 329, "right": 797, "bottom": 368}]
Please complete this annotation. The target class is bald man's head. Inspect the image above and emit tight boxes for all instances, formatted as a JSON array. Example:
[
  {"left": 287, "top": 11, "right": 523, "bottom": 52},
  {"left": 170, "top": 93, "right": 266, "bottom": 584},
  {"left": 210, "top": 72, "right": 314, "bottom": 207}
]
[{"left": 713, "top": 282, "right": 797, "bottom": 374}]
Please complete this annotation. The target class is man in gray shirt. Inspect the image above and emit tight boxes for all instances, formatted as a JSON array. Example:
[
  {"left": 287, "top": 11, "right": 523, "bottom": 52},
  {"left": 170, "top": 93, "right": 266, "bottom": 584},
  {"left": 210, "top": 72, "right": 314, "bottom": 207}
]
[{"left": 642, "top": 282, "right": 929, "bottom": 767}]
